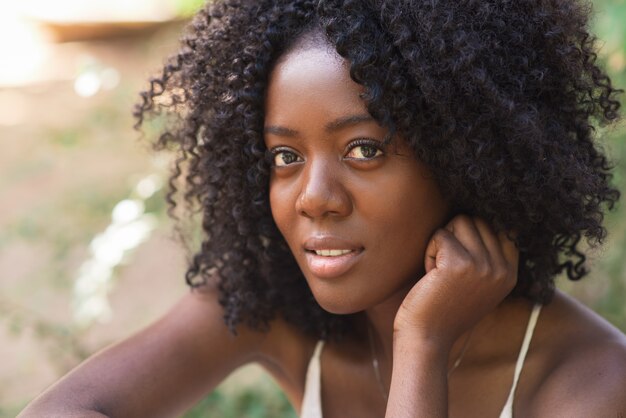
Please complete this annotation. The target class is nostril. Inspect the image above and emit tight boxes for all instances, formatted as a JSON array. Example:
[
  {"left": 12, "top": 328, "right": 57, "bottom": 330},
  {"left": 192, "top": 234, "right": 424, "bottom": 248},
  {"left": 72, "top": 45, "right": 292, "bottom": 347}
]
[{"left": 295, "top": 165, "right": 353, "bottom": 219}]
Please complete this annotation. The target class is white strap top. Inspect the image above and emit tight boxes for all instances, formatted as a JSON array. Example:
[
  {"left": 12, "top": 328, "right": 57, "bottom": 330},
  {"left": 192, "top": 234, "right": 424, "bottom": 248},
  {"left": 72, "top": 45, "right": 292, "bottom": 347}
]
[
  {"left": 300, "top": 304, "right": 542, "bottom": 418},
  {"left": 300, "top": 340, "right": 325, "bottom": 418},
  {"left": 498, "top": 303, "right": 542, "bottom": 418}
]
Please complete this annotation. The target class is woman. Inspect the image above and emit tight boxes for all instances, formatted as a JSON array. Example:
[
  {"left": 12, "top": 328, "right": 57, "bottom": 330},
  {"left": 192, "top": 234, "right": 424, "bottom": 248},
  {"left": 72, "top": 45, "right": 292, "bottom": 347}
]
[{"left": 20, "top": 0, "right": 626, "bottom": 416}]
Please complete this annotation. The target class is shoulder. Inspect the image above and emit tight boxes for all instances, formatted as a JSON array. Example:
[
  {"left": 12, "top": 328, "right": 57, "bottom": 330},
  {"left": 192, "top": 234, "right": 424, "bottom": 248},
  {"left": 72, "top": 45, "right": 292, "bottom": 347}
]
[
  {"left": 252, "top": 301, "right": 319, "bottom": 405},
  {"left": 526, "top": 291, "right": 626, "bottom": 416},
  {"left": 178, "top": 285, "right": 318, "bottom": 383},
  {"left": 166, "top": 285, "right": 316, "bottom": 371}
]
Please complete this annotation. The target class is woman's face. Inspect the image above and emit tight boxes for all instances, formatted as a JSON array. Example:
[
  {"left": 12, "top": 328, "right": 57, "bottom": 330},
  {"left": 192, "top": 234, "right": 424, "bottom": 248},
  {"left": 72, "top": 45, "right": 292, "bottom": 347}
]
[{"left": 264, "top": 44, "right": 450, "bottom": 314}]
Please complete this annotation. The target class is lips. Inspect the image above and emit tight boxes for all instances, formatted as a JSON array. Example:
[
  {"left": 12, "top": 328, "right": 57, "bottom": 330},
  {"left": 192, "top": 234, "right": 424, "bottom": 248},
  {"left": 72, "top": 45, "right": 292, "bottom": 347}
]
[{"left": 303, "top": 236, "right": 364, "bottom": 279}]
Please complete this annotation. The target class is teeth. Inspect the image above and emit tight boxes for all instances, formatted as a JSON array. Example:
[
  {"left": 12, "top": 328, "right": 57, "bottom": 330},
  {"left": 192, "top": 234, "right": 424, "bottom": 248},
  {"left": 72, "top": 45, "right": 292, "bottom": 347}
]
[{"left": 314, "top": 249, "right": 353, "bottom": 257}]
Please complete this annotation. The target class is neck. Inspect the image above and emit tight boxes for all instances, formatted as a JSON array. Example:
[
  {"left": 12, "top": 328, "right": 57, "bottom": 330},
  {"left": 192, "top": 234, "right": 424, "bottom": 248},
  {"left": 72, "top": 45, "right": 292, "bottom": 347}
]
[
  {"left": 362, "top": 281, "right": 410, "bottom": 395},
  {"left": 363, "top": 284, "right": 504, "bottom": 395},
  {"left": 364, "top": 297, "right": 400, "bottom": 364}
]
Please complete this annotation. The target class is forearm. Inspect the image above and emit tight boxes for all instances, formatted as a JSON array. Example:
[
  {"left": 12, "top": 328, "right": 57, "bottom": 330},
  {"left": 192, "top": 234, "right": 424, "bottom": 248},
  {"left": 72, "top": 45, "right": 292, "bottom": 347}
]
[
  {"left": 16, "top": 338, "right": 210, "bottom": 418},
  {"left": 18, "top": 395, "right": 109, "bottom": 418},
  {"left": 385, "top": 333, "right": 449, "bottom": 418}
]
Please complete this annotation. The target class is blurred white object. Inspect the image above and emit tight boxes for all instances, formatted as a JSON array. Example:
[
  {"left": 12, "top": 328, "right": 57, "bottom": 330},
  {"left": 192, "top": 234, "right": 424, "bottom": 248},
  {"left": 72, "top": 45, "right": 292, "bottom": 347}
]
[
  {"left": 16, "top": 0, "right": 183, "bottom": 43},
  {"left": 136, "top": 175, "right": 163, "bottom": 199},
  {"left": 72, "top": 175, "right": 163, "bottom": 328},
  {"left": 74, "top": 71, "right": 101, "bottom": 97},
  {"left": 0, "top": 3, "right": 51, "bottom": 87},
  {"left": 19, "top": 0, "right": 178, "bottom": 23},
  {"left": 112, "top": 200, "right": 145, "bottom": 224}
]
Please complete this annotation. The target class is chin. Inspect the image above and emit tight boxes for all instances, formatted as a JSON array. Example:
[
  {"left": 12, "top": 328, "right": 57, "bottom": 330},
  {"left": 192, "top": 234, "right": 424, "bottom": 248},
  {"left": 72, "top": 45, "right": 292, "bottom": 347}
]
[
  {"left": 310, "top": 291, "right": 369, "bottom": 316},
  {"left": 318, "top": 304, "right": 361, "bottom": 316}
]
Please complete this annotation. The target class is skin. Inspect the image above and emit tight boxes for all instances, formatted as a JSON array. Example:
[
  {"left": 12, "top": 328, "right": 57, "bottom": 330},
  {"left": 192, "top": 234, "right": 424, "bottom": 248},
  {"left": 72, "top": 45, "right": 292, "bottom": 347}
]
[{"left": 19, "top": 40, "right": 626, "bottom": 418}]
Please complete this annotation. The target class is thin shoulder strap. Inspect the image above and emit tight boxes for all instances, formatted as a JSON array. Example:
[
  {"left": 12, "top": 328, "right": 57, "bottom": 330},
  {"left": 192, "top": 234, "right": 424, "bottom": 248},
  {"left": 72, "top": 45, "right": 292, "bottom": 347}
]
[
  {"left": 499, "top": 303, "right": 542, "bottom": 418},
  {"left": 300, "top": 340, "right": 325, "bottom": 418}
]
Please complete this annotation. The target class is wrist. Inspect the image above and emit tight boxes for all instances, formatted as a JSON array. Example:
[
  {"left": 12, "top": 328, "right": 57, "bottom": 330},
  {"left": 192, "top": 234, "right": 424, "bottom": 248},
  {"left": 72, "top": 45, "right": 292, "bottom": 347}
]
[
  {"left": 387, "top": 330, "right": 450, "bottom": 417},
  {"left": 392, "top": 328, "right": 453, "bottom": 360},
  {"left": 393, "top": 318, "right": 457, "bottom": 351}
]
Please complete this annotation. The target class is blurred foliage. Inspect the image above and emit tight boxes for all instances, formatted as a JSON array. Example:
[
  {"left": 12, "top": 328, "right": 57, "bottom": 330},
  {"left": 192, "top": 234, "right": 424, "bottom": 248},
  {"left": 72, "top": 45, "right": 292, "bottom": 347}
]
[
  {"left": 184, "top": 383, "right": 297, "bottom": 418},
  {"left": 0, "top": 298, "right": 91, "bottom": 370},
  {"left": 174, "top": 0, "right": 206, "bottom": 17},
  {"left": 586, "top": 0, "right": 626, "bottom": 330}
]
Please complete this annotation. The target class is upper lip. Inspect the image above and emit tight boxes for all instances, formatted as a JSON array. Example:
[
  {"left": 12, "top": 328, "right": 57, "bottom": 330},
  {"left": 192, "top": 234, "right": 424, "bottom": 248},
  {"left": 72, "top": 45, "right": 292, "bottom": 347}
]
[{"left": 303, "top": 236, "right": 364, "bottom": 252}]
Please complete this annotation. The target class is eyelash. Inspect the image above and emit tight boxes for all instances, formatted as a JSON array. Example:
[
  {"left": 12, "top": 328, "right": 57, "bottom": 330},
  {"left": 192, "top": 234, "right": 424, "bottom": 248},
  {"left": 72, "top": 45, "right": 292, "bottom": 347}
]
[
  {"left": 270, "top": 147, "right": 303, "bottom": 167},
  {"left": 269, "top": 138, "right": 385, "bottom": 167},
  {"left": 345, "top": 138, "right": 385, "bottom": 160}
]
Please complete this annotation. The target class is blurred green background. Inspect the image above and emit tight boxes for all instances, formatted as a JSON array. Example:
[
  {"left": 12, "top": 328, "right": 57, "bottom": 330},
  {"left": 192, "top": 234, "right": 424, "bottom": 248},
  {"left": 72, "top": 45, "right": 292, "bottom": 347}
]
[{"left": 0, "top": 0, "right": 624, "bottom": 417}]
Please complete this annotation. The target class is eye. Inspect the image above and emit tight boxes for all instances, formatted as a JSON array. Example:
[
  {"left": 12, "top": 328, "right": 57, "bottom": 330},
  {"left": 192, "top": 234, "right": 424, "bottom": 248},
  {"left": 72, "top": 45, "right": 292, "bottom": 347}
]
[
  {"left": 271, "top": 147, "right": 303, "bottom": 167},
  {"left": 345, "top": 139, "right": 384, "bottom": 160}
]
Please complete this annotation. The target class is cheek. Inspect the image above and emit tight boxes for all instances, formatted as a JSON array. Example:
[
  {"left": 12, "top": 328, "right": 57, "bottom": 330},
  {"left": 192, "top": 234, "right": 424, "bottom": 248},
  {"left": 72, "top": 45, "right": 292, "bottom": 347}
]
[
  {"left": 374, "top": 195, "right": 431, "bottom": 256},
  {"left": 369, "top": 175, "right": 448, "bottom": 262},
  {"left": 269, "top": 178, "right": 295, "bottom": 237},
  {"left": 269, "top": 182, "right": 282, "bottom": 227}
]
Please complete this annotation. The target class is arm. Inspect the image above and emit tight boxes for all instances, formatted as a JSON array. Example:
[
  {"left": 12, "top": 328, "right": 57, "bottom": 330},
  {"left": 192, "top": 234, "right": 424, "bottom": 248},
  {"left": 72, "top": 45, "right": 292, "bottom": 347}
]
[
  {"left": 386, "top": 334, "right": 449, "bottom": 417},
  {"left": 386, "top": 215, "right": 519, "bottom": 417},
  {"left": 18, "top": 287, "right": 266, "bottom": 418}
]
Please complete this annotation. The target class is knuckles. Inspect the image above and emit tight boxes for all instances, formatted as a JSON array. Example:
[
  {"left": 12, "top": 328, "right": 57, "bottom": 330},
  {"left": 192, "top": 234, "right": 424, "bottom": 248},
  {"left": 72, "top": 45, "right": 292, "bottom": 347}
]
[
  {"left": 450, "top": 214, "right": 472, "bottom": 228},
  {"left": 434, "top": 215, "right": 518, "bottom": 287},
  {"left": 492, "top": 265, "right": 509, "bottom": 282}
]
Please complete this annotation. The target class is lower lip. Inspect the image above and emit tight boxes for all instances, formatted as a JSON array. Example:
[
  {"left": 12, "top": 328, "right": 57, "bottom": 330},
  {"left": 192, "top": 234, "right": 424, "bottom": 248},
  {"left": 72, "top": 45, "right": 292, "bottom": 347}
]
[{"left": 304, "top": 250, "right": 363, "bottom": 279}]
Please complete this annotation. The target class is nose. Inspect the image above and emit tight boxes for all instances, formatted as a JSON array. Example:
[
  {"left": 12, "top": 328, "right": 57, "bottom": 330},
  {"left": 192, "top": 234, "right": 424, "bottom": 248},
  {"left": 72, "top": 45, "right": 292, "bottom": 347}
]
[{"left": 296, "top": 159, "right": 353, "bottom": 219}]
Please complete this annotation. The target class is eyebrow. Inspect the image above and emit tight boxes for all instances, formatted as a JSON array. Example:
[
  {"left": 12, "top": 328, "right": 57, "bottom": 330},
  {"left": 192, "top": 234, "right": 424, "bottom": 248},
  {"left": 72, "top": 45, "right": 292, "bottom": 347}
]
[{"left": 264, "top": 114, "right": 375, "bottom": 137}]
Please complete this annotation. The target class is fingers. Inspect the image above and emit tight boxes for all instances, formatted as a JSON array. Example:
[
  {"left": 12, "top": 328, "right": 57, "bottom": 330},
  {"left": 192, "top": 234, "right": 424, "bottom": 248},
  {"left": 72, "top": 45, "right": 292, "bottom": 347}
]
[
  {"left": 446, "top": 216, "right": 489, "bottom": 264},
  {"left": 424, "top": 228, "right": 468, "bottom": 274},
  {"left": 425, "top": 215, "right": 519, "bottom": 284},
  {"left": 472, "top": 218, "right": 505, "bottom": 263},
  {"left": 497, "top": 229, "right": 519, "bottom": 271}
]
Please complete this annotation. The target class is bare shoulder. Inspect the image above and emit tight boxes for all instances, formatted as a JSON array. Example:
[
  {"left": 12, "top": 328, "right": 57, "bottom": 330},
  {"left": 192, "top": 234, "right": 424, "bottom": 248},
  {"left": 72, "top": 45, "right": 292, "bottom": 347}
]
[
  {"left": 160, "top": 287, "right": 316, "bottom": 410},
  {"left": 527, "top": 291, "right": 626, "bottom": 416},
  {"left": 160, "top": 286, "right": 315, "bottom": 386},
  {"left": 251, "top": 305, "right": 319, "bottom": 408}
]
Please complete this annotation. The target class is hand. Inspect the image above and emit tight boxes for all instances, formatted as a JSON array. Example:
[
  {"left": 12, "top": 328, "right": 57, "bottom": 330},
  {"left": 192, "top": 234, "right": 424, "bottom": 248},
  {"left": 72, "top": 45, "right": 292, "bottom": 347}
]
[{"left": 393, "top": 215, "right": 518, "bottom": 348}]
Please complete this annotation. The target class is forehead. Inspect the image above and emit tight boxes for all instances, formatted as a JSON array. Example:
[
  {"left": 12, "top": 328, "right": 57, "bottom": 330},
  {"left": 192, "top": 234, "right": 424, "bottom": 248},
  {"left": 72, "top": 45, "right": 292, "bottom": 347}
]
[{"left": 265, "top": 46, "right": 367, "bottom": 123}]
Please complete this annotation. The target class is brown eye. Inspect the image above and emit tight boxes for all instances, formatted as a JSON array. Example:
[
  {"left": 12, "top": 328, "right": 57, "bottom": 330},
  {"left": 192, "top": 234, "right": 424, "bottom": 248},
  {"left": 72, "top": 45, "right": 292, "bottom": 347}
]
[
  {"left": 346, "top": 143, "right": 384, "bottom": 160},
  {"left": 273, "top": 149, "right": 303, "bottom": 167}
]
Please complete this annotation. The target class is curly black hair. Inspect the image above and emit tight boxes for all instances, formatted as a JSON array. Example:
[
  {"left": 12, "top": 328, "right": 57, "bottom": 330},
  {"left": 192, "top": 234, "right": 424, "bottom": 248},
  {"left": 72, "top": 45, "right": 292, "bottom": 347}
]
[{"left": 134, "top": 0, "right": 621, "bottom": 339}]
